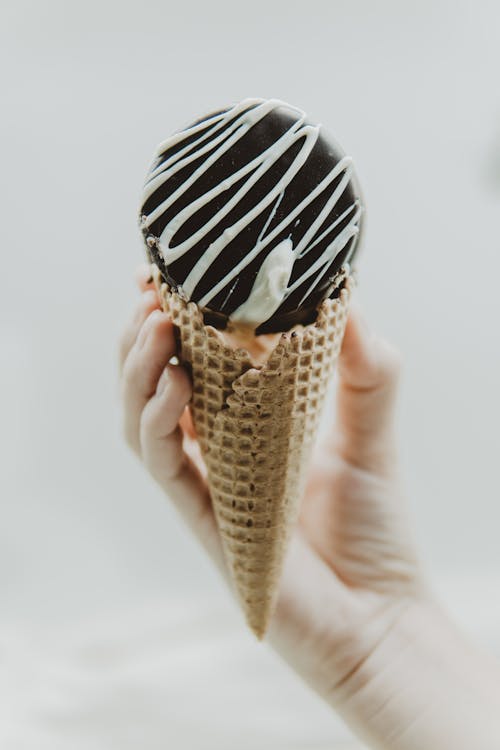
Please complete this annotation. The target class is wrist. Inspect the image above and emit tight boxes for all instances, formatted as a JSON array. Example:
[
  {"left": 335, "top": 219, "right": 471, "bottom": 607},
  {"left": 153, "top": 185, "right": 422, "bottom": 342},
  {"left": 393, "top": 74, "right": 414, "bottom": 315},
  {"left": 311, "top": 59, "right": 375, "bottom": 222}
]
[{"left": 333, "top": 596, "right": 500, "bottom": 749}]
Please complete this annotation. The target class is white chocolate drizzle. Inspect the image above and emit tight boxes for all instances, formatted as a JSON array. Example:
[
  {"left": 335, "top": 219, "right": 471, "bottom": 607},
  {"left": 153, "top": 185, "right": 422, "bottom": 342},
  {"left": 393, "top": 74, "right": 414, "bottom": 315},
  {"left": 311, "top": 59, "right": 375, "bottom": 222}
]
[{"left": 141, "top": 98, "right": 362, "bottom": 328}]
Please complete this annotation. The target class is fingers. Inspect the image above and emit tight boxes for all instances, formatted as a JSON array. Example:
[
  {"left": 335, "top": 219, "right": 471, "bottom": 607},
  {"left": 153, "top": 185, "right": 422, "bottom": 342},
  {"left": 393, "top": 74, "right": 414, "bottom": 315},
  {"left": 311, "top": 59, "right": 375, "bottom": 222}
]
[
  {"left": 138, "top": 357, "right": 225, "bottom": 569},
  {"left": 119, "top": 269, "right": 226, "bottom": 574},
  {"left": 119, "top": 289, "right": 161, "bottom": 371},
  {"left": 121, "top": 310, "right": 177, "bottom": 454},
  {"left": 140, "top": 364, "right": 192, "bottom": 482},
  {"left": 118, "top": 264, "right": 161, "bottom": 370},
  {"left": 139, "top": 363, "right": 220, "bottom": 550},
  {"left": 334, "top": 302, "right": 401, "bottom": 475}
]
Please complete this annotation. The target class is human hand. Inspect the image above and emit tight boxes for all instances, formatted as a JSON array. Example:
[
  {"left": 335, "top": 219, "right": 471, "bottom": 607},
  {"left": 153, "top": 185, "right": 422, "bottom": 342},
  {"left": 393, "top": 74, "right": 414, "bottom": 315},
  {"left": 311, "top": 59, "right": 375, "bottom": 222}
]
[{"left": 119, "top": 266, "right": 500, "bottom": 749}]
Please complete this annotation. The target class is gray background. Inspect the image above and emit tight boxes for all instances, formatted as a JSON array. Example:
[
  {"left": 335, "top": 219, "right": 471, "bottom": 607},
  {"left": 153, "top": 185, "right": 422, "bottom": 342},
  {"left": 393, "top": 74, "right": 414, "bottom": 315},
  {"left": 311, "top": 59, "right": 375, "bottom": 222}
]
[{"left": 1, "top": 1, "right": 499, "bottom": 747}]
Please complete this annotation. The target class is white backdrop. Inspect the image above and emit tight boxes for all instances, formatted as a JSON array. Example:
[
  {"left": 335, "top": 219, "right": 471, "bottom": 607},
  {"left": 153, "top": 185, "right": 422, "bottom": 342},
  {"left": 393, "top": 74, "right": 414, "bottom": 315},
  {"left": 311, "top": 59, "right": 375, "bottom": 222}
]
[{"left": 1, "top": 1, "right": 500, "bottom": 747}]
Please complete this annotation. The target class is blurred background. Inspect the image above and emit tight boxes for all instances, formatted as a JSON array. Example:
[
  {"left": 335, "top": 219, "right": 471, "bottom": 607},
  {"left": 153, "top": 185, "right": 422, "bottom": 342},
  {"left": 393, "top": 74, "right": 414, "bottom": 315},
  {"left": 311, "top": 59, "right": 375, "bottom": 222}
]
[{"left": 1, "top": 0, "right": 499, "bottom": 747}]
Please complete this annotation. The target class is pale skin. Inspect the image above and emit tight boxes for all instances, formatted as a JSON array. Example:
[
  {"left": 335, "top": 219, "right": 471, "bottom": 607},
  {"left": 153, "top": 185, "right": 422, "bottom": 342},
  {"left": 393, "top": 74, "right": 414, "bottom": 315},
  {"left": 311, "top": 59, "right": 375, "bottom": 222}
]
[{"left": 120, "top": 265, "right": 500, "bottom": 749}]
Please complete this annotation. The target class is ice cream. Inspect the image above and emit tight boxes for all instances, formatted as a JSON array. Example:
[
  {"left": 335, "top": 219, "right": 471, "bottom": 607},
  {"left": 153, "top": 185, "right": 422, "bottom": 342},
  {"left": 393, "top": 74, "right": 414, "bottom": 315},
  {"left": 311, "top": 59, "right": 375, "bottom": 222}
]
[
  {"left": 140, "top": 98, "right": 363, "bottom": 334},
  {"left": 138, "top": 98, "right": 363, "bottom": 637}
]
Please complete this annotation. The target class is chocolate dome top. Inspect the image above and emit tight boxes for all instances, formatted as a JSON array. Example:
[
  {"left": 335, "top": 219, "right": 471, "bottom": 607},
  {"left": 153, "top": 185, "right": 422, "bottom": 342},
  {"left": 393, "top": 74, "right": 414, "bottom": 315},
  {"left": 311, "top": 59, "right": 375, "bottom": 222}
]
[{"left": 140, "top": 98, "right": 363, "bottom": 334}]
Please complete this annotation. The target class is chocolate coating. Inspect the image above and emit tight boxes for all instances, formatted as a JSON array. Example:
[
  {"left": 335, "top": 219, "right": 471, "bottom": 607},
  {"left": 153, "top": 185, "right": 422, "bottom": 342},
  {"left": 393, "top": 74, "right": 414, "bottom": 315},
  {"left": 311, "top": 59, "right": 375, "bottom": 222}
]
[{"left": 140, "top": 98, "right": 363, "bottom": 334}]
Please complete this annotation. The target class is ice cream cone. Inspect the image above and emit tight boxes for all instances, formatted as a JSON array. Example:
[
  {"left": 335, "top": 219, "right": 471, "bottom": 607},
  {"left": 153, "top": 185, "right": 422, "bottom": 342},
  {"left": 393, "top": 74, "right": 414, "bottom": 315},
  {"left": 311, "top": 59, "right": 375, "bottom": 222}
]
[{"left": 153, "top": 264, "right": 353, "bottom": 638}]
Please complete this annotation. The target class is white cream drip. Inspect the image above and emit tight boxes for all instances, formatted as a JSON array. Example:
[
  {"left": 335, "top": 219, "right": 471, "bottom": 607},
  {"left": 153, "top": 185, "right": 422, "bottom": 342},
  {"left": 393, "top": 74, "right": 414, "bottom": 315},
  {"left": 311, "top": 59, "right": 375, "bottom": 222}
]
[
  {"left": 230, "top": 238, "right": 294, "bottom": 326},
  {"left": 142, "top": 98, "right": 361, "bottom": 327}
]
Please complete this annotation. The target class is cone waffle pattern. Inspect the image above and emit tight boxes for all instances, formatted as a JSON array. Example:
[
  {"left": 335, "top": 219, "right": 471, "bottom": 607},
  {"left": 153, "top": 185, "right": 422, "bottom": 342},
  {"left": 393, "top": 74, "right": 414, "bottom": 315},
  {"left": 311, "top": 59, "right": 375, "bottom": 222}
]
[{"left": 155, "top": 271, "right": 352, "bottom": 637}]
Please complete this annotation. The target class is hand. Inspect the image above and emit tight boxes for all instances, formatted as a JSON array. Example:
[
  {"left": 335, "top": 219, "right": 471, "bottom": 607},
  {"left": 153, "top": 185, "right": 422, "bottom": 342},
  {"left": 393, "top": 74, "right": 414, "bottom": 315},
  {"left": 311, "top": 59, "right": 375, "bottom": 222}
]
[{"left": 119, "top": 266, "right": 500, "bottom": 750}]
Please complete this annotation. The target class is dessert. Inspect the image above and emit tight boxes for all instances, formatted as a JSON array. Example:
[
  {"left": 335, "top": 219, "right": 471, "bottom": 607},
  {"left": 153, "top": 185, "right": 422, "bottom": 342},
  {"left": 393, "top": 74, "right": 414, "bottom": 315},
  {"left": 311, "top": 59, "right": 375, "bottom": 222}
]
[{"left": 139, "top": 98, "right": 364, "bottom": 637}]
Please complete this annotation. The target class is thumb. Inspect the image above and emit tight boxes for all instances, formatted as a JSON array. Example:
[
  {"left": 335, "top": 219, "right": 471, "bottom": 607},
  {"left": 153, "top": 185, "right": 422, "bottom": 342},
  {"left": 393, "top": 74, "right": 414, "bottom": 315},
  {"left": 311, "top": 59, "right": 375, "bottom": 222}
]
[{"left": 335, "top": 302, "right": 401, "bottom": 475}]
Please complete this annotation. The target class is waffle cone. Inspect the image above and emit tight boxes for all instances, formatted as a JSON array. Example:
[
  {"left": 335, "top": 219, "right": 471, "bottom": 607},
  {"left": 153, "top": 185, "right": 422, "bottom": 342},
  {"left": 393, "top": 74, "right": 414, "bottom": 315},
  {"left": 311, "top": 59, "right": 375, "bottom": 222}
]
[{"left": 154, "top": 267, "right": 352, "bottom": 638}]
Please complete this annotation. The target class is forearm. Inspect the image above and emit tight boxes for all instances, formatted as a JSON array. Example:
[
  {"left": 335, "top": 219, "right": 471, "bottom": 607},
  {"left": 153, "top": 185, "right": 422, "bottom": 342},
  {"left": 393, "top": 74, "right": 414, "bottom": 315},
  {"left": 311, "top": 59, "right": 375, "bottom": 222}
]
[{"left": 334, "top": 600, "right": 500, "bottom": 750}]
